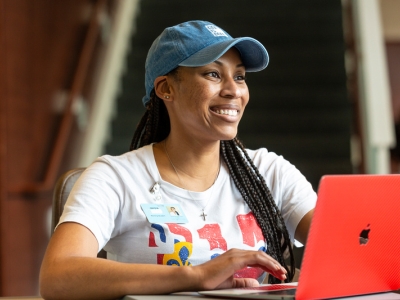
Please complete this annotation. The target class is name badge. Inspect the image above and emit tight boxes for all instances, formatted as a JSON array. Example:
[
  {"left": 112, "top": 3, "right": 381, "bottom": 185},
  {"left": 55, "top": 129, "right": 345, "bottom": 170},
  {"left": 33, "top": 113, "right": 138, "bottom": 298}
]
[{"left": 140, "top": 203, "right": 188, "bottom": 223}]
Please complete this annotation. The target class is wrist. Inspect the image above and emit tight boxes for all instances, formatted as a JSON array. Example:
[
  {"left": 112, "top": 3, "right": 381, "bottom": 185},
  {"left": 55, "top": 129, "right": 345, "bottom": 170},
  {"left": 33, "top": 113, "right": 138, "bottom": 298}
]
[{"left": 179, "top": 266, "right": 204, "bottom": 291}]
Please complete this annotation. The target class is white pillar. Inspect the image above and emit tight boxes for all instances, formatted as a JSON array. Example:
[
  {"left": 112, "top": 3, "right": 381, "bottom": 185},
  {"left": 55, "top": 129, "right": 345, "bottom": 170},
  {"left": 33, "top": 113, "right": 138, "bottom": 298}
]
[
  {"left": 78, "top": 0, "right": 140, "bottom": 167},
  {"left": 352, "top": 0, "right": 395, "bottom": 173}
]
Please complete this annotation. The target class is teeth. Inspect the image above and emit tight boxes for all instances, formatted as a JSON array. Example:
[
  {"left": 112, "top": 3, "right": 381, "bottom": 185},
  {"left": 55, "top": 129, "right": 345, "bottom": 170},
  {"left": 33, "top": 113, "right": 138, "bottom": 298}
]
[{"left": 214, "top": 109, "right": 238, "bottom": 116}]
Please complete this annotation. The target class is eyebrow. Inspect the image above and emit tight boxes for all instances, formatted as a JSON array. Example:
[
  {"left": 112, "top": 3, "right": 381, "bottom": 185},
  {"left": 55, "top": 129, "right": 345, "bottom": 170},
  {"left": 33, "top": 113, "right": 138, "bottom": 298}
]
[{"left": 214, "top": 60, "right": 245, "bottom": 68}]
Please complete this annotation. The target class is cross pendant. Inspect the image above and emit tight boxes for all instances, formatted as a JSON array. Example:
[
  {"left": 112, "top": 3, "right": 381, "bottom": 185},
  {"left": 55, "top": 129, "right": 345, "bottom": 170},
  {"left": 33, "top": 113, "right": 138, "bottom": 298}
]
[{"left": 200, "top": 210, "right": 207, "bottom": 221}]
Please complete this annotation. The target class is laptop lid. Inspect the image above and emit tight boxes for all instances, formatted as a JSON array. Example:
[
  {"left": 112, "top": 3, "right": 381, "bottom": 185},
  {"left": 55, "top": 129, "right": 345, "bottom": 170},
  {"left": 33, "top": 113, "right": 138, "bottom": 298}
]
[
  {"left": 296, "top": 174, "right": 400, "bottom": 299},
  {"left": 199, "top": 174, "right": 400, "bottom": 299}
]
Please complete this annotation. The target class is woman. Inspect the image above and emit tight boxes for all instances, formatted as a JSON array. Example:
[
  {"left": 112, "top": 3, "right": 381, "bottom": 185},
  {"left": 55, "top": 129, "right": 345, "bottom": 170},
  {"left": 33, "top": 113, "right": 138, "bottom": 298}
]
[{"left": 40, "top": 20, "right": 316, "bottom": 299}]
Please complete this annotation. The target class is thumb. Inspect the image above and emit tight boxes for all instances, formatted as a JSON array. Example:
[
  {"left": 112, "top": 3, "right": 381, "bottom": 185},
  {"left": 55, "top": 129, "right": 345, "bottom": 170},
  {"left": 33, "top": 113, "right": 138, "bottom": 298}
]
[{"left": 232, "top": 278, "right": 260, "bottom": 288}]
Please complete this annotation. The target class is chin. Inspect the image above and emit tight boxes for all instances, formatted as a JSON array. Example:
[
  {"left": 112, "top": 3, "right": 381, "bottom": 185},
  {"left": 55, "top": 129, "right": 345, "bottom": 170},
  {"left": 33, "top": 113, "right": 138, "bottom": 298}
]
[
  {"left": 219, "top": 132, "right": 237, "bottom": 141},
  {"left": 211, "top": 125, "right": 238, "bottom": 142}
]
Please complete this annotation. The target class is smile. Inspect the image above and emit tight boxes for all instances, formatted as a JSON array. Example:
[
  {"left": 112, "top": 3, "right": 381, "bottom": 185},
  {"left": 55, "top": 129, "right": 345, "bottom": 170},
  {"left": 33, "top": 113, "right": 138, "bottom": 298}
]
[{"left": 213, "top": 109, "right": 238, "bottom": 116}]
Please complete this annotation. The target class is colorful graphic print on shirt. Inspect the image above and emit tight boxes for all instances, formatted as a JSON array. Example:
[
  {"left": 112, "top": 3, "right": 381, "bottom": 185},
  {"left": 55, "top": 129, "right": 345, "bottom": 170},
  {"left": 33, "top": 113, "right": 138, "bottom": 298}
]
[{"left": 148, "top": 211, "right": 266, "bottom": 279}]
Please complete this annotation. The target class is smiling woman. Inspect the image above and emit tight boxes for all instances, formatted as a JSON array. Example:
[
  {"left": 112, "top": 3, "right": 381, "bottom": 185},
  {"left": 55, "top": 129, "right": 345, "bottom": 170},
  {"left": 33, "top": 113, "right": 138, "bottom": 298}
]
[
  {"left": 154, "top": 48, "right": 249, "bottom": 143},
  {"left": 39, "top": 21, "right": 316, "bottom": 300}
]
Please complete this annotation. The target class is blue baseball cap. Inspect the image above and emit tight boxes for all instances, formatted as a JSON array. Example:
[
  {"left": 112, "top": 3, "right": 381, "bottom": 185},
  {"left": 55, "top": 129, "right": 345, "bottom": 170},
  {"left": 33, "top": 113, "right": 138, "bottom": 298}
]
[{"left": 142, "top": 20, "right": 269, "bottom": 107}]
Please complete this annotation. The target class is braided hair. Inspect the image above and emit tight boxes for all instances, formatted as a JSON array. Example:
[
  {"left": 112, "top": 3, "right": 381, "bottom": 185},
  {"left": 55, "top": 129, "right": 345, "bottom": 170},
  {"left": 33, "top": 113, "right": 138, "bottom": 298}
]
[{"left": 130, "top": 91, "right": 295, "bottom": 284}]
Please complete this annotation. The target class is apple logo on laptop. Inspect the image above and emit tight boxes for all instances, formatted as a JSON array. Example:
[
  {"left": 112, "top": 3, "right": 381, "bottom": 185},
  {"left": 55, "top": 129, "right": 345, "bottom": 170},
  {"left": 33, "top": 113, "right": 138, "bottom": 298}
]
[{"left": 359, "top": 224, "right": 371, "bottom": 245}]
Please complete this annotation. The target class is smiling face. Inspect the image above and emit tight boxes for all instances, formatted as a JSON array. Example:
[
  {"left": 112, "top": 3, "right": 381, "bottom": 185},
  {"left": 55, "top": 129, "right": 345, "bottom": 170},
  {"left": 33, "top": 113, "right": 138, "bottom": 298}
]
[{"left": 158, "top": 48, "right": 249, "bottom": 143}]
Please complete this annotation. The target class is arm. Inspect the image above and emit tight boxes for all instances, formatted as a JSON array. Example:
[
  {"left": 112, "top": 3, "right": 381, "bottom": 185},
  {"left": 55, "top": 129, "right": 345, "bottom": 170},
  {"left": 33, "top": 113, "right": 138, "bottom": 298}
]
[
  {"left": 294, "top": 208, "right": 314, "bottom": 245},
  {"left": 40, "top": 222, "right": 287, "bottom": 300}
]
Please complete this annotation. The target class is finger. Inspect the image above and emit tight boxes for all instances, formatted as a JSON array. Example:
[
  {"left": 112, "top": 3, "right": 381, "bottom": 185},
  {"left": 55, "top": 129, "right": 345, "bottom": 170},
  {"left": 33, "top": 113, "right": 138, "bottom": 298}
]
[
  {"left": 224, "top": 250, "right": 287, "bottom": 280},
  {"left": 197, "top": 249, "right": 288, "bottom": 290},
  {"left": 246, "top": 252, "right": 287, "bottom": 273},
  {"left": 248, "top": 263, "right": 287, "bottom": 280}
]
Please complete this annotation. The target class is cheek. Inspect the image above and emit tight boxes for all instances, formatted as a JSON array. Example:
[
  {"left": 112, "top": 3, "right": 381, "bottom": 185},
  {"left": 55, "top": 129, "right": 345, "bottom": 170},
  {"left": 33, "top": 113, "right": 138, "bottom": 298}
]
[
  {"left": 242, "top": 89, "right": 250, "bottom": 107},
  {"left": 244, "top": 95, "right": 250, "bottom": 107},
  {"left": 184, "top": 84, "right": 212, "bottom": 109}
]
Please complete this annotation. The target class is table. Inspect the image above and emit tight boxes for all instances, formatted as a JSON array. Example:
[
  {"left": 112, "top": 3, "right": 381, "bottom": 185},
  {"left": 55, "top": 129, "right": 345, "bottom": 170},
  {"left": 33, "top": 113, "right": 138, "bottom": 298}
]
[
  {"left": 122, "top": 291, "right": 400, "bottom": 300},
  {"left": 123, "top": 294, "right": 212, "bottom": 300},
  {"left": 1, "top": 291, "right": 400, "bottom": 300},
  {"left": 0, "top": 298, "right": 43, "bottom": 300}
]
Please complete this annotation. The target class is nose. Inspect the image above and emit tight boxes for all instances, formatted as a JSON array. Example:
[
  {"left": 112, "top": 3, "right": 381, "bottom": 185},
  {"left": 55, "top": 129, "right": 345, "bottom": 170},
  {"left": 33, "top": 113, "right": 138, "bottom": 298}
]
[{"left": 220, "top": 78, "right": 242, "bottom": 99}]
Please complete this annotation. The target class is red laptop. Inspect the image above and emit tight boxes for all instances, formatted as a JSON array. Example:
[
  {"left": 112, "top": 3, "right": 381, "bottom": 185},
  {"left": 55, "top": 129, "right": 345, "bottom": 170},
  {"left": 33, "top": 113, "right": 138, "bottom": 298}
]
[{"left": 199, "top": 175, "right": 400, "bottom": 299}]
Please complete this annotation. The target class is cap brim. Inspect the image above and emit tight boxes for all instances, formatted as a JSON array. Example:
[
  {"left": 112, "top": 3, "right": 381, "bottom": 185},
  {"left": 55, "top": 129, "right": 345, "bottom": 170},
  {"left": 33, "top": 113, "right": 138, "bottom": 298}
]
[{"left": 178, "top": 37, "right": 269, "bottom": 72}]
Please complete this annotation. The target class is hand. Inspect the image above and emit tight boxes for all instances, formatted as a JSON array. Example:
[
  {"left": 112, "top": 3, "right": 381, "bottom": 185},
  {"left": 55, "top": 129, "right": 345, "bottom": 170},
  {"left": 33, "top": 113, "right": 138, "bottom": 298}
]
[{"left": 193, "top": 248, "right": 287, "bottom": 290}]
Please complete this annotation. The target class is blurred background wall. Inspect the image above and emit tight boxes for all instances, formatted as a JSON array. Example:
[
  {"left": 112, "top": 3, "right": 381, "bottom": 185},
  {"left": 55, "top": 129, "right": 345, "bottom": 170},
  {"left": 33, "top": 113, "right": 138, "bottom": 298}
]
[{"left": 0, "top": 0, "right": 398, "bottom": 296}]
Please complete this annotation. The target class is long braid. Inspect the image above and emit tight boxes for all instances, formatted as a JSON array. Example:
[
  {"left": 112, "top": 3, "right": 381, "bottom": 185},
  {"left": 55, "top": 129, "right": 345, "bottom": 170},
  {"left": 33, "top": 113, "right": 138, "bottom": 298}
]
[
  {"left": 130, "top": 91, "right": 170, "bottom": 150},
  {"left": 130, "top": 108, "right": 149, "bottom": 150},
  {"left": 130, "top": 94, "right": 295, "bottom": 283},
  {"left": 221, "top": 139, "right": 295, "bottom": 283},
  {"left": 222, "top": 140, "right": 282, "bottom": 257}
]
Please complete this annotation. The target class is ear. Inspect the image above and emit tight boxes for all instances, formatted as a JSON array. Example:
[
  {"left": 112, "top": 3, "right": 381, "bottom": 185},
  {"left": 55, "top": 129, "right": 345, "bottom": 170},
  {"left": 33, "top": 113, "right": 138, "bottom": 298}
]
[{"left": 154, "top": 76, "right": 173, "bottom": 101}]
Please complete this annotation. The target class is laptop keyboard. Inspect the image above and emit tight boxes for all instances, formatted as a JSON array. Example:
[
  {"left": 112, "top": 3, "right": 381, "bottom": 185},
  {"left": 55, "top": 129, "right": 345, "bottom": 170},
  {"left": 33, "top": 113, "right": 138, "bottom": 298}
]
[{"left": 240, "top": 284, "right": 297, "bottom": 291}]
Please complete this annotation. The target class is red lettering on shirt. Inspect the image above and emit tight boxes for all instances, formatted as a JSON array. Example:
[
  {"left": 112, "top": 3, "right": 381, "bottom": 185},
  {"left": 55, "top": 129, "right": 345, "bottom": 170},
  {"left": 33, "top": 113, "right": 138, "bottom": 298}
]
[
  {"left": 166, "top": 223, "right": 192, "bottom": 243},
  {"left": 197, "top": 224, "right": 227, "bottom": 251},
  {"left": 157, "top": 253, "right": 164, "bottom": 264},
  {"left": 148, "top": 231, "right": 157, "bottom": 247},
  {"left": 236, "top": 212, "right": 264, "bottom": 247},
  {"left": 235, "top": 267, "right": 264, "bottom": 279}
]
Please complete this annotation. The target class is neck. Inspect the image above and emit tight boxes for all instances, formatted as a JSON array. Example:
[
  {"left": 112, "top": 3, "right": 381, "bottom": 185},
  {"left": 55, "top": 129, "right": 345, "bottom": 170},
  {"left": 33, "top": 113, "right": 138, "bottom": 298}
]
[{"left": 153, "top": 136, "right": 221, "bottom": 192}]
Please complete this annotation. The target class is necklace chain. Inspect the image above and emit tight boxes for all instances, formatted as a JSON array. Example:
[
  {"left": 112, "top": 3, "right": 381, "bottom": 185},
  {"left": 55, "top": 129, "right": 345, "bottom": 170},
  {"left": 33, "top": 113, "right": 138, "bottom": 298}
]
[{"left": 163, "top": 140, "right": 219, "bottom": 221}]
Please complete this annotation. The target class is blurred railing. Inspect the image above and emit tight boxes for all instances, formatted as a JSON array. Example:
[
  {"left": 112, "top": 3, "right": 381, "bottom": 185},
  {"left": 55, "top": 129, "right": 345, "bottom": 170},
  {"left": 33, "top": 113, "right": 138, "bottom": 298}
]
[{"left": 9, "top": 0, "right": 107, "bottom": 195}]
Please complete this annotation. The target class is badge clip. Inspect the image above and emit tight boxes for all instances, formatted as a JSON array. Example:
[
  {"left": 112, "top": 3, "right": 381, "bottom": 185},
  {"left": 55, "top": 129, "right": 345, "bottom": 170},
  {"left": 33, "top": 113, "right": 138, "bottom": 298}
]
[{"left": 150, "top": 182, "right": 162, "bottom": 201}]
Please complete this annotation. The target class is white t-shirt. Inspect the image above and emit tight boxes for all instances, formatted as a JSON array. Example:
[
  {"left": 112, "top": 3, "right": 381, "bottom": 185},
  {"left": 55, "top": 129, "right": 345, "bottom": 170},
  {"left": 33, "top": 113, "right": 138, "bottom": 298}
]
[{"left": 60, "top": 144, "right": 316, "bottom": 281}]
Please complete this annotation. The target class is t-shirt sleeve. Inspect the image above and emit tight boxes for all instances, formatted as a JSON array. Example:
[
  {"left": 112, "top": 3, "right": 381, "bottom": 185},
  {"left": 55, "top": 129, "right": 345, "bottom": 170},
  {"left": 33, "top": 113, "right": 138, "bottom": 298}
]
[
  {"left": 58, "top": 159, "right": 122, "bottom": 252},
  {"left": 249, "top": 148, "right": 317, "bottom": 243},
  {"left": 278, "top": 162, "right": 316, "bottom": 244}
]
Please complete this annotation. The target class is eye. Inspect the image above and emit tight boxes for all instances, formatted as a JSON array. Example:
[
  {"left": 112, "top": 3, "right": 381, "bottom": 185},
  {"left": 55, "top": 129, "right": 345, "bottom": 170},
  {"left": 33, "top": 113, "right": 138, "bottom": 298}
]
[
  {"left": 206, "top": 71, "right": 220, "bottom": 78},
  {"left": 235, "top": 74, "right": 246, "bottom": 81}
]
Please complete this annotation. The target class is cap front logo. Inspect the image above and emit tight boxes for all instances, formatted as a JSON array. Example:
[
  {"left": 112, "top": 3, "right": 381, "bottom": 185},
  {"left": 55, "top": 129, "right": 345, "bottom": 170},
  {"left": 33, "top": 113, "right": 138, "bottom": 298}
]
[{"left": 205, "top": 25, "right": 228, "bottom": 37}]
